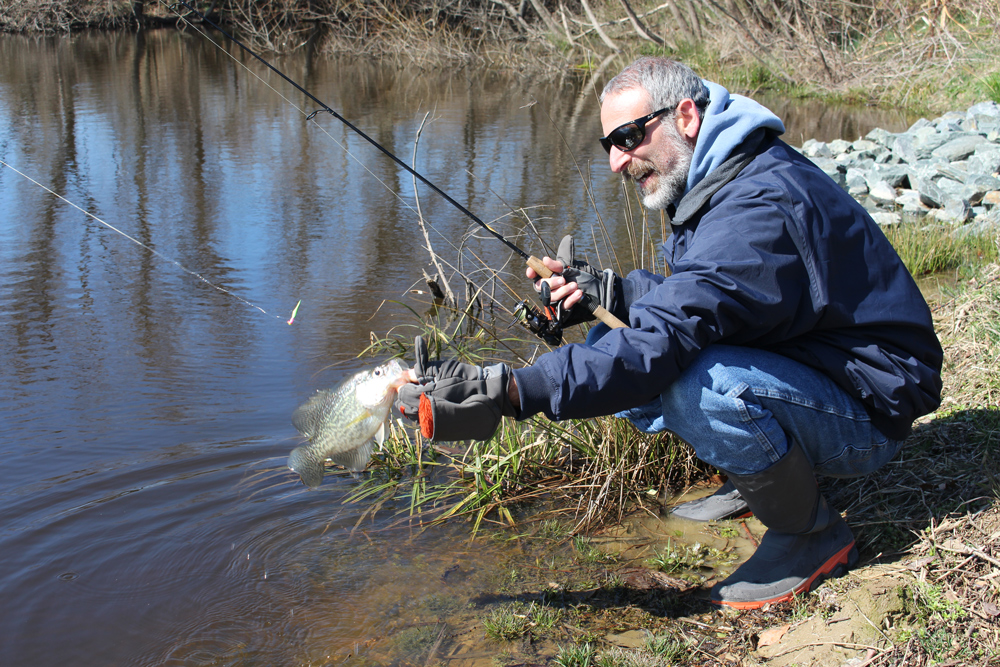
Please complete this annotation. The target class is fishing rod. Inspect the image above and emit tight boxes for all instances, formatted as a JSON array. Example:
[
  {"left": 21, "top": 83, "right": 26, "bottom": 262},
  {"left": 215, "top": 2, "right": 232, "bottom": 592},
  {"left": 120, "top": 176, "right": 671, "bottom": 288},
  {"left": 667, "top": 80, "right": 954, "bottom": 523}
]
[{"left": 165, "top": 1, "right": 626, "bottom": 331}]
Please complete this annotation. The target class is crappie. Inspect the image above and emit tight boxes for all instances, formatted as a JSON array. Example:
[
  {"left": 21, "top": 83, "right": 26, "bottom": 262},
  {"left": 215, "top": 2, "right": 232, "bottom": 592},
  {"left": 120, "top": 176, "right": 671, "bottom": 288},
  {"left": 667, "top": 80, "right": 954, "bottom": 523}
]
[{"left": 289, "top": 359, "right": 407, "bottom": 487}]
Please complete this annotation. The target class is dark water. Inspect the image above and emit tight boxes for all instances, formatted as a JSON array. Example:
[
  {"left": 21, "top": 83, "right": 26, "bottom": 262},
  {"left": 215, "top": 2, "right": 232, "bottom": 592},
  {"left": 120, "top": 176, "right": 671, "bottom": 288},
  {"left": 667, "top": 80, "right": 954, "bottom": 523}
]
[{"left": 0, "top": 30, "right": 916, "bottom": 665}]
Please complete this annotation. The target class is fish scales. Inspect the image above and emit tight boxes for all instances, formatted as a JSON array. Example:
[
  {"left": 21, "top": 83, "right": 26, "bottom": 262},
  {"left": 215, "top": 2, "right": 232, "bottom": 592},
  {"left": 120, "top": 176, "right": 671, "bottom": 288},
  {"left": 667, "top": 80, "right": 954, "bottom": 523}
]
[{"left": 288, "top": 359, "right": 406, "bottom": 488}]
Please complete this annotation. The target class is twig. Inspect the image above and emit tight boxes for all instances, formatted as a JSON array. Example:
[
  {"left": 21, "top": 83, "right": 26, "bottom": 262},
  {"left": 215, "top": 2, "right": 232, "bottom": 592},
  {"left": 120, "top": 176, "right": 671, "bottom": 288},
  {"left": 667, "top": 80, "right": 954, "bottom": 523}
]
[
  {"left": 411, "top": 111, "right": 456, "bottom": 306},
  {"left": 767, "top": 640, "right": 884, "bottom": 659},
  {"left": 579, "top": 0, "right": 619, "bottom": 51}
]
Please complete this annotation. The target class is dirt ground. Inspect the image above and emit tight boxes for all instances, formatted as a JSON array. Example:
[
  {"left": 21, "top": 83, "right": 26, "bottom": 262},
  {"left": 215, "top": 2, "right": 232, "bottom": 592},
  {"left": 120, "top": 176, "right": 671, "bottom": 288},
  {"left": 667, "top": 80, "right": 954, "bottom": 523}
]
[{"left": 363, "top": 481, "right": 1000, "bottom": 666}]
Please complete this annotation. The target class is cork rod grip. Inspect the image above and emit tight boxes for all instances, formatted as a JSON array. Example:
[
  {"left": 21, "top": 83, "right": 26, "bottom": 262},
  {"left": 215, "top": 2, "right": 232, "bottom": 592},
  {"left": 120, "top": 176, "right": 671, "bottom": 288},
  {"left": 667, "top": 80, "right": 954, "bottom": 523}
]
[{"left": 526, "top": 256, "right": 627, "bottom": 329}]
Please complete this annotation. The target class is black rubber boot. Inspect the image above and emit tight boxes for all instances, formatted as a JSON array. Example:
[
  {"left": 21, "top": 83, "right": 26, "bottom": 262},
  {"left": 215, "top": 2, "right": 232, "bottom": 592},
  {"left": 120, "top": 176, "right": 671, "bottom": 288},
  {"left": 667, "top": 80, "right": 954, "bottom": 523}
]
[
  {"left": 710, "top": 442, "right": 858, "bottom": 610},
  {"left": 670, "top": 479, "right": 751, "bottom": 521}
]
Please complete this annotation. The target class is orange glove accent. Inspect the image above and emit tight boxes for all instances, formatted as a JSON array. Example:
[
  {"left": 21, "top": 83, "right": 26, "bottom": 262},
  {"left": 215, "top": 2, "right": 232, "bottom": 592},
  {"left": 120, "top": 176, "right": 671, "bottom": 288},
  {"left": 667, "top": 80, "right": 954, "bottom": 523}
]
[{"left": 418, "top": 392, "right": 434, "bottom": 439}]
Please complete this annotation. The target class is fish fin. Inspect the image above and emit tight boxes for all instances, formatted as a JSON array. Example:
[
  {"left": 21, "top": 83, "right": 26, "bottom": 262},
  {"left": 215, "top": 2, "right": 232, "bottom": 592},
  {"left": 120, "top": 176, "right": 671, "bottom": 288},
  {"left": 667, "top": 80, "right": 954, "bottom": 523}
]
[
  {"left": 328, "top": 440, "right": 374, "bottom": 473},
  {"left": 288, "top": 444, "right": 325, "bottom": 488},
  {"left": 291, "top": 390, "right": 334, "bottom": 438},
  {"left": 373, "top": 421, "right": 387, "bottom": 450},
  {"left": 344, "top": 408, "right": 373, "bottom": 430}
]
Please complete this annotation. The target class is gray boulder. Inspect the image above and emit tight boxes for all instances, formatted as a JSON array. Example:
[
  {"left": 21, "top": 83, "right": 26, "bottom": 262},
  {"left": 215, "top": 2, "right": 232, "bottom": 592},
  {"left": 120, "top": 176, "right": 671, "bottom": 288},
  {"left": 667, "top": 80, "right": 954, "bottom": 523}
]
[{"left": 931, "top": 134, "right": 991, "bottom": 162}]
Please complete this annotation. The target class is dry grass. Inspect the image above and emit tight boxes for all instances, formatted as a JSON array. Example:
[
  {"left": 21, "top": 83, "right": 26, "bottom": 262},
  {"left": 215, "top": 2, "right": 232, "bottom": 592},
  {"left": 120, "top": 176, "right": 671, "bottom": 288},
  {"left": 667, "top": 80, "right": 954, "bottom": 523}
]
[
  {"left": 6, "top": 2, "right": 1000, "bottom": 109},
  {"left": 794, "top": 262, "right": 1000, "bottom": 666}
]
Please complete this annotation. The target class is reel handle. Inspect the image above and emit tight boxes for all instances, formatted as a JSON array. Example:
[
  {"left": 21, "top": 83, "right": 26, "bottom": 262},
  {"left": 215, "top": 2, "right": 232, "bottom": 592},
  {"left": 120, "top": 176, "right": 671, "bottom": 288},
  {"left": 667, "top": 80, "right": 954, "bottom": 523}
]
[{"left": 526, "top": 256, "right": 627, "bottom": 330}]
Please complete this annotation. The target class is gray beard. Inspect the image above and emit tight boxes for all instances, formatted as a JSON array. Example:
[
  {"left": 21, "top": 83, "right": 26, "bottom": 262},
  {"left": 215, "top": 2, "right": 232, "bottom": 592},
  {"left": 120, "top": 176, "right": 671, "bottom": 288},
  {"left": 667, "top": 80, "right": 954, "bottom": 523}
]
[{"left": 629, "top": 128, "right": 694, "bottom": 211}]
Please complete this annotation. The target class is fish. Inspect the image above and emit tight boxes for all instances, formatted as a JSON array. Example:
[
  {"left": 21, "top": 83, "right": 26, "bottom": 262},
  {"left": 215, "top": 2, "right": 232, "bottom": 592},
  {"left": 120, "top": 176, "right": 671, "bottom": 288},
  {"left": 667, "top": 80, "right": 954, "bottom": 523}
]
[{"left": 288, "top": 359, "right": 408, "bottom": 488}]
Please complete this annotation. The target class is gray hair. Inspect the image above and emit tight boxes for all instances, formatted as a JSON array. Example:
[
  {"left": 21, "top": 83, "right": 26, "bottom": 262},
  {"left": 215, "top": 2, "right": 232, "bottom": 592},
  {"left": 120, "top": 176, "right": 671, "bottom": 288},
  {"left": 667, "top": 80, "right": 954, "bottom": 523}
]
[{"left": 600, "top": 57, "right": 710, "bottom": 118}]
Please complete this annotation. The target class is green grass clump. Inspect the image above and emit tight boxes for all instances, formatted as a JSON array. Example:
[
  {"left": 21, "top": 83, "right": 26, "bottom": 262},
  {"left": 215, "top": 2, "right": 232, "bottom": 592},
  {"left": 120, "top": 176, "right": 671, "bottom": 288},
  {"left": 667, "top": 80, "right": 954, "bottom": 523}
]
[
  {"left": 645, "top": 540, "right": 708, "bottom": 573},
  {"left": 554, "top": 642, "right": 596, "bottom": 667},
  {"left": 573, "top": 535, "right": 617, "bottom": 564},
  {"left": 882, "top": 223, "right": 999, "bottom": 278},
  {"left": 482, "top": 601, "right": 563, "bottom": 642},
  {"left": 978, "top": 71, "right": 1000, "bottom": 103}
]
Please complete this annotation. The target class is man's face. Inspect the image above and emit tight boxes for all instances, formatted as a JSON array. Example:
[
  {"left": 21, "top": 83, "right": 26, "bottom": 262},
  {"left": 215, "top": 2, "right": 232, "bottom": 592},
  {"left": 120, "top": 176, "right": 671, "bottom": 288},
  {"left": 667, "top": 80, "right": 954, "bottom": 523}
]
[{"left": 600, "top": 88, "right": 694, "bottom": 210}]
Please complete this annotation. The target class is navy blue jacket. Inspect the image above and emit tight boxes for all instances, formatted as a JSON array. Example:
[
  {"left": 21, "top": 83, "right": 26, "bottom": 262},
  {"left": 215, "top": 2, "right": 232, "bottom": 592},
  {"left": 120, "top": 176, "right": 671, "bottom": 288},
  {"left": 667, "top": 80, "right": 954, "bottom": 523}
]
[{"left": 514, "top": 133, "right": 943, "bottom": 440}]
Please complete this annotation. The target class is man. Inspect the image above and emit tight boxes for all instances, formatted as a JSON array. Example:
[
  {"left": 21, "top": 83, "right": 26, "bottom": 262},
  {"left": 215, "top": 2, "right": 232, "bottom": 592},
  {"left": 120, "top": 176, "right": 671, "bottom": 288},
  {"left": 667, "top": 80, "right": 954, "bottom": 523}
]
[{"left": 396, "top": 57, "right": 942, "bottom": 610}]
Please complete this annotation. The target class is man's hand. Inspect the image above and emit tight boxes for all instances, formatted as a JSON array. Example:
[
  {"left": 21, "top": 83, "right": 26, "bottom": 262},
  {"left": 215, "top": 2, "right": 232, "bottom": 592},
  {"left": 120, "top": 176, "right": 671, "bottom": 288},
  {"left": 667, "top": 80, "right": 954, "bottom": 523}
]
[
  {"left": 396, "top": 336, "right": 518, "bottom": 441},
  {"left": 526, "top": 235, "right": 619, "bottom": 326}
]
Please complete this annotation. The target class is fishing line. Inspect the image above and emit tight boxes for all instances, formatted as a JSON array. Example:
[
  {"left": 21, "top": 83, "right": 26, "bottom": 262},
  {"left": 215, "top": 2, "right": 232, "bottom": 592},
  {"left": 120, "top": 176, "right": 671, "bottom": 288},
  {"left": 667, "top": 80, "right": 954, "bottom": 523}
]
[
  {"left": 0, "top": 157, "right": 277, "bottom": 319},
  {"left": 161, "top": 0, "right": 519, "bottom": 301},
  {"left": 164, "top": 0, "right": 529, "bottom": 261},
  {"left": 161, "top": 1, "right": 627, "bottom": 330}
]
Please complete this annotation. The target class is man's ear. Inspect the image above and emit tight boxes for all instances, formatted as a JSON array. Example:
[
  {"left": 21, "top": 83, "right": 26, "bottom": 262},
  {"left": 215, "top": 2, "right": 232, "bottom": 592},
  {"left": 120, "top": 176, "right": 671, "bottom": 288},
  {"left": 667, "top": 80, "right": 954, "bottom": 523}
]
[{"left": 675, "top": 98, "right": 701, "bottom": 146}]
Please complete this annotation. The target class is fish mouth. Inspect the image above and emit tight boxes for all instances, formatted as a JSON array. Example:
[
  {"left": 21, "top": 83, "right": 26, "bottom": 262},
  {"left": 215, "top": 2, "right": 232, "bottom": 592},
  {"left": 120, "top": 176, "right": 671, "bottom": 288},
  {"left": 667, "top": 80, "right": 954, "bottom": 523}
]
[{"left": 384, "top": 359, "right": 410, "bottom": 390}]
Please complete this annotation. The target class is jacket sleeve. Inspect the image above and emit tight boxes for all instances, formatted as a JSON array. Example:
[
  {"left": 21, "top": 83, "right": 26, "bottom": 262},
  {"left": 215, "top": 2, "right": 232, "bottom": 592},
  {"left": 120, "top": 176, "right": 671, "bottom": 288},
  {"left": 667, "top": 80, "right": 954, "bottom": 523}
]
[{"left": 515, "top": 181, "right": 815, "bottom": 421}]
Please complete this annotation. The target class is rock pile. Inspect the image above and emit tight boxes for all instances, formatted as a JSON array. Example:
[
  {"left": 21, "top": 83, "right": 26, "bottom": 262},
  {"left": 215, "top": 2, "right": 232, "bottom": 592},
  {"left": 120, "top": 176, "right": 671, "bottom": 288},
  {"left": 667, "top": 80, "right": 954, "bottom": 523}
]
[{"left": 798, "top": 101, "right": 1000, "bottom": 237}]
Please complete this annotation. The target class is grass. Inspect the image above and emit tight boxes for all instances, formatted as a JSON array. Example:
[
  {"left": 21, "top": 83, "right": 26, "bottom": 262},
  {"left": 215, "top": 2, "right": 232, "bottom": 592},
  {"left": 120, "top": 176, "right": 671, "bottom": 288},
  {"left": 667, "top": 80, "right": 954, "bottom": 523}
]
[
  {"left": 554, "top": 642, "right": 595, "bottom": 667},
  {"left": 980, "top": 71, "right": 1000, "bottom": 103},
  {"left": 358, "top": 256, "right": 1000, "bottom": 667},
  {"left": 644, "top": 540, "right": 708, "bottom": 574},
  {"left": 574, "top": 535, "right": 618, "bottom": 565},
  {"left": 482, "top": 601, "right": 564, "bottom": 642},
  {"left": 10, "top": 1, "right": 1000, "bottom": 114},
  {"left": 882, "top": 223, "right": 1000, "bottom": 278}
]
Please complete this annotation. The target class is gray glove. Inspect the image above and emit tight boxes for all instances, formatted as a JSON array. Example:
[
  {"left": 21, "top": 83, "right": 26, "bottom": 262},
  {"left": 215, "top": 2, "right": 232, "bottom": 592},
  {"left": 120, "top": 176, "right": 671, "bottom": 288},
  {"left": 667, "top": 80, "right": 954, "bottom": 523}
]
[
  {"left": 552, "top": 235, "right": 619, "bottom": 326},
  {"left": 395, "top": 336, "right": 516, "bottom": 441}
]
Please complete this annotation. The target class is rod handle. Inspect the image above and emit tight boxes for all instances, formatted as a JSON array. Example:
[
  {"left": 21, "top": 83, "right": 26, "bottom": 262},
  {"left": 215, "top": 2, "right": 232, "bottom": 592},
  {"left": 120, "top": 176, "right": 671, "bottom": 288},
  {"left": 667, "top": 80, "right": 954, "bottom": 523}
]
[{"left": 526, "top": 256, "right": 628, "bottom": 330}]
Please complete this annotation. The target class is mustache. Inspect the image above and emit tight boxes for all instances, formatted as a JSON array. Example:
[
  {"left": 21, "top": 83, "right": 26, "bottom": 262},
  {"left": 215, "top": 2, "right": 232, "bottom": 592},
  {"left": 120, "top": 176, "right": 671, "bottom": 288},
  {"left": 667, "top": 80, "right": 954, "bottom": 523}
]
[{"left": 625, "top": 158, "right": 656, "bottom": 181}]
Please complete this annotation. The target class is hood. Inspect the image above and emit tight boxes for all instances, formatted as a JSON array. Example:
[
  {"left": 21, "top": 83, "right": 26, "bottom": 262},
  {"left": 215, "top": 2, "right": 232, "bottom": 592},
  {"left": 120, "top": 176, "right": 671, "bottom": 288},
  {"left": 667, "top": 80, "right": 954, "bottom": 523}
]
[{"left": 685, "top": 81, "right": 785, "bottom": 196}]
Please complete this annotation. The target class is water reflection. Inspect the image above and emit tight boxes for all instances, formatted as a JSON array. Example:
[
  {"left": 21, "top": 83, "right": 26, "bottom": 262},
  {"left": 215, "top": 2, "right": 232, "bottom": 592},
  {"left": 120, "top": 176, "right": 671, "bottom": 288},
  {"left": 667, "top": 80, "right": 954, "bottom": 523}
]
[{"left": 0, "top": 29, "right": 921, "bottom": 665}]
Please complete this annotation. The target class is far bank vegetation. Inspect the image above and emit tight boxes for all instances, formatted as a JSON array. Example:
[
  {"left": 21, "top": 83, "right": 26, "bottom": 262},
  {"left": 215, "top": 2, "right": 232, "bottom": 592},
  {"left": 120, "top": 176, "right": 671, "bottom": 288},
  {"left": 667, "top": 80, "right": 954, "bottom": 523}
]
[{"left": 3, "top": 0, "right": 1000, "bottom": 110}]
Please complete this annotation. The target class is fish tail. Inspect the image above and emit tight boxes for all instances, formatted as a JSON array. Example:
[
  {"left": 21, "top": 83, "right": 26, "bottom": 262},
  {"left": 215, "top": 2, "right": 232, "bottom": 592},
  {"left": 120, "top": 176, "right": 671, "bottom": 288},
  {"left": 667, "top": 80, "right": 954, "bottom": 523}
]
[{"left": 288, "top": 445, "right": 325, "bottom": 488}]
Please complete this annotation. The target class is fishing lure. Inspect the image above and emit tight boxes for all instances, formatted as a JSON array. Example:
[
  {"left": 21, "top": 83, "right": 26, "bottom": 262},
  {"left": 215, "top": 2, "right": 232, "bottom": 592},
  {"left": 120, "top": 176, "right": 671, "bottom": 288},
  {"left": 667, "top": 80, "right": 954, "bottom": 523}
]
[{"left": 287, "top": 300, "right": 302, "bottom": 325}]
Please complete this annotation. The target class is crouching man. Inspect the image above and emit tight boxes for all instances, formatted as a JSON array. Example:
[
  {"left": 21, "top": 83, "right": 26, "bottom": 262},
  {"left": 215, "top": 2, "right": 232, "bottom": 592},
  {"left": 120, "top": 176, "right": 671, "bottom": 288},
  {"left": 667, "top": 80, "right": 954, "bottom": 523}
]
[{"left": 396, "top": 57, "right": 942, "bottom": 609}]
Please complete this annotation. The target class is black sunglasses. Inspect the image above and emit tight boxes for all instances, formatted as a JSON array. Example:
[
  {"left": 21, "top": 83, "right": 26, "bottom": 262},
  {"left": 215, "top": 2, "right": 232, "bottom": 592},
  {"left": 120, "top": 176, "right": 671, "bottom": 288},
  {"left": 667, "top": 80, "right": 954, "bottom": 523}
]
[{"left": 599, "top": 107, "right": 673, "bottom": 154}]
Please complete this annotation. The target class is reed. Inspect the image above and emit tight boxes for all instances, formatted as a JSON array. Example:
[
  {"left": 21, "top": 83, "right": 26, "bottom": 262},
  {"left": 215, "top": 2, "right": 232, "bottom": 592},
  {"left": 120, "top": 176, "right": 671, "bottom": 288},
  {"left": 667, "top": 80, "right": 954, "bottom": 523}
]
[
  {"left": 8, "top": 2, "right": 1000, "bottom": 110},
  {"left": 882, "top": 223, "right": 1000, "bottom": 278}
]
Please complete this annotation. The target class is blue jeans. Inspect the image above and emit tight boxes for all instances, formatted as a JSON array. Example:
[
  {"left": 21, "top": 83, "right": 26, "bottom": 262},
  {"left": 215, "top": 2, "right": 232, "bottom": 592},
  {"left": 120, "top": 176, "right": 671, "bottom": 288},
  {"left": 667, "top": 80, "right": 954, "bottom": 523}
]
[{"left": 587, "top": 327, "right": 903, "bottom": 477}]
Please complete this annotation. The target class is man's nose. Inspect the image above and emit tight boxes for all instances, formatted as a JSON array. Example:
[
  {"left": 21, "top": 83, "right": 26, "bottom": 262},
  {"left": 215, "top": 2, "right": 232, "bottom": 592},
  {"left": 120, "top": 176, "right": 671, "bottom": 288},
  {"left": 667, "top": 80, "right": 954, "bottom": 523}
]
[{"left": 608, "top": 146, "right": 630, "bottom": 174}]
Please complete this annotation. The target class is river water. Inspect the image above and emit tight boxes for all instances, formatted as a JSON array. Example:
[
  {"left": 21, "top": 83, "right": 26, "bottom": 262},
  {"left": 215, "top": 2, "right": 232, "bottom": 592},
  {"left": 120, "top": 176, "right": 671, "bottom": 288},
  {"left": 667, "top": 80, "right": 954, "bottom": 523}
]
[{"left": 0, "top": 30, "right": 916, "bottom": 665}]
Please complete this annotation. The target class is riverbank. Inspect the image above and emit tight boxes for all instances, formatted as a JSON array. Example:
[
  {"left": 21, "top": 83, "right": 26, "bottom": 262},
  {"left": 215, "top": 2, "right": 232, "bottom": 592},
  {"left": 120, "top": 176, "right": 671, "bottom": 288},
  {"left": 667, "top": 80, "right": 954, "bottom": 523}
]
[
  {"left": 347, "top": 101, "right": 1000, "bottom": 665},
  {"left": 361, "top": 260, "right": 1000, "bottom": 665},
  {"left": 3, "top": 1, "right": 1000, "bottom": 113}
]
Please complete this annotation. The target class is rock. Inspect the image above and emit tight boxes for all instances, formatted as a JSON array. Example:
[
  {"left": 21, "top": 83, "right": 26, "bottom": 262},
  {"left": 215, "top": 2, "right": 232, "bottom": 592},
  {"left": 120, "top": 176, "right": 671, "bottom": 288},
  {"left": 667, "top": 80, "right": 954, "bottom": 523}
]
[
  {"left": 967, "top": 101, "right": 1000, "bottom": 119},
  {"left": 809, "top": 157, "right": 846, "bottom": 187},
  {"left": 914, "top": 176, "right": 946, "bottom": 208},
  {"left": 936, "top": 162, "right": 969, "bottom": 182},
  {"left": 912, "top": 126, "right": 950, "bottom": 158},
  {"left": 828, "top": 138, "right": 852, "bottom": 155},
  {"left": 868, "top": 180, "right": 897, "bottom": 206},
  {"left": 846, "top": 169, "right": 869, "bottom": 196},
  {"left": 850, "top": 139, "right": 879, "bottom": 159},
  {"left": 936, "top": 177, "right": 967, "bottom": 197},
  {"left": 866, "top": 127, "right": 896, "bottom": 149},
  {"left": 802, "top": 139, "right": 832, "bottom": 159},
  {"left": 793, "top": 102, "right": 1000, "bottom": 233},
  {"left": 970, "top": 146, "right": 1000, "bottom": 175},
  {"left": 892, "top": 134, "right": 918, "bottom": 164},
  {"left": 869, "top": 163, "right": 911, "bottom": 188},
  {"left": 952, "top": 208, "right": 1000, "bottom": 239},
  {"left": 962, "top": 176, "right": 1000, "bottom": 205},
  {"left": 931, "top": 134, "right": 990, "bottom": 162},
  {"left": 933, "top": 198, "right": 972, "bottom": 224},
  {"left": 870, "top": 211, "right": 902, "bottom": 226}
]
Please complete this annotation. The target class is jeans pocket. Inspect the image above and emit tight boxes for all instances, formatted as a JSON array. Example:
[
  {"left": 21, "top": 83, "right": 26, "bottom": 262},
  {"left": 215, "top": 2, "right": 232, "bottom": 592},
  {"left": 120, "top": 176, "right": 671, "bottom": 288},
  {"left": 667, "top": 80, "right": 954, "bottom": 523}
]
[{"left": 815, "top": 437, "right": 904, "bottom": 478}]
